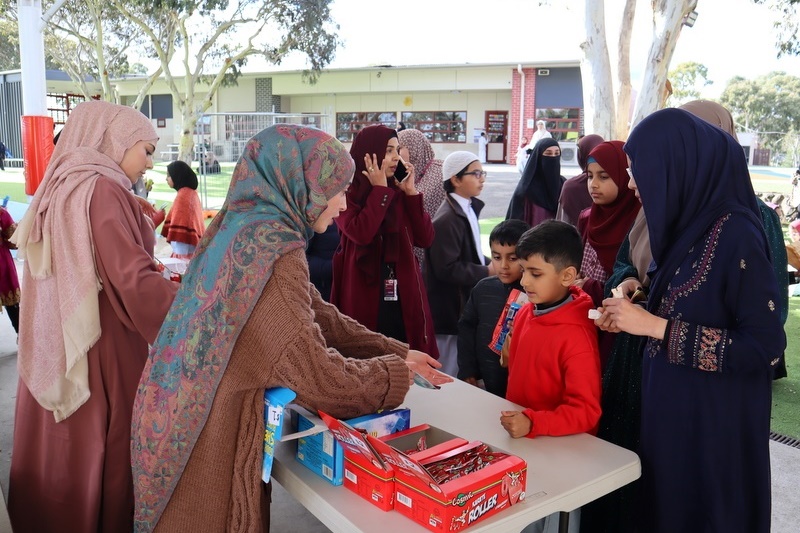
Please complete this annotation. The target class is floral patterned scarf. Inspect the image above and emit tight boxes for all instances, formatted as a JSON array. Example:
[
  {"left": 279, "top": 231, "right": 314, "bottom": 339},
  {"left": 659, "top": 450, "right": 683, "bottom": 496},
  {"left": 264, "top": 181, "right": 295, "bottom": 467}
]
[
  {"left": 397, "top": 128, "right": 435, "bottom": 184},
  {"left": 131, "top": 124, "right": 354, "bottom": 531}
]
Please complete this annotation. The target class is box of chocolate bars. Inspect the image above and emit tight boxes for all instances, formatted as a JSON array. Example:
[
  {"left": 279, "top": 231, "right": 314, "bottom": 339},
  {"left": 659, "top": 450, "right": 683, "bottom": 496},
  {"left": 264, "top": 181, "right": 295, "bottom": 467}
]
[{"left": 318, "top": 414, "right": 526, "bottom": 529}]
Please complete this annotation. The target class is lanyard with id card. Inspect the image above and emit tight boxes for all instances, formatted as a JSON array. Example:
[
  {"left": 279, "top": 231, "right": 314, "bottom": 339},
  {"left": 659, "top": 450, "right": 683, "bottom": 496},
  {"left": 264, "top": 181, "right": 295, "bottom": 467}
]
[{"left": 384, "top": 265, "right": 398, "bottom": 301}]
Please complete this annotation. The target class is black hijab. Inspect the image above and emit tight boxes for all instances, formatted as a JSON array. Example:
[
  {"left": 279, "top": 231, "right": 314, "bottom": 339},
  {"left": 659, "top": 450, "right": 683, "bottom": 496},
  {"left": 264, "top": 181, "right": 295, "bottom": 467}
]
[
  {"left": 167, "top": 160, "right": 198, "bottom": 190},
  {"left": 506, "top": 137, "right": 564, "bottom": 219}
]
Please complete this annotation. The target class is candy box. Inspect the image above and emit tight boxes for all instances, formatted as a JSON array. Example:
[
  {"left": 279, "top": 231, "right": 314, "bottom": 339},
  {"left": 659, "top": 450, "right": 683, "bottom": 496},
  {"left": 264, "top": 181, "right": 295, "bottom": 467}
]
[
  {"left": 318, "top": 416, "right": 465, "bottom": 512},
  {"left": 371, "top": 428, "right": 527, "bottom": 532},
  {"left": 318, "top": 411, "right": 398, "bottom": 511},
  {"left": 295, "top": 408, "right": 411, "bottom": 485}
]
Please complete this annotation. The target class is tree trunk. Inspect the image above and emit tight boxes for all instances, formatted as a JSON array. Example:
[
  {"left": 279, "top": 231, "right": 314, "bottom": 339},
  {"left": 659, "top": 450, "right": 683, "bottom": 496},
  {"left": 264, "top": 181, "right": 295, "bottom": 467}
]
[
  {"left": 179, "top": 105, "right": 198, "bottom": 164},
  {"left": 580, "top": 0, "right": 615, "bottom": 140},
  {"left": 614, "top": 0, "right": 636, "bottom": 140},
  {"left": 131, "top": 67, "right": 164, "bottom": 110},
  {"left": 631, "top": 0, "right": 698, "bottom": 128}
]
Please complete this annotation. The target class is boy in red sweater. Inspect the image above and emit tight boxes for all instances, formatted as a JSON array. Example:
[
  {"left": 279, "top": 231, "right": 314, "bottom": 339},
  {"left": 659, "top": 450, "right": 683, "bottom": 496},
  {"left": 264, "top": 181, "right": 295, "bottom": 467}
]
[{"left": 500, "top": 220, "right": 601, "bottom": 439}]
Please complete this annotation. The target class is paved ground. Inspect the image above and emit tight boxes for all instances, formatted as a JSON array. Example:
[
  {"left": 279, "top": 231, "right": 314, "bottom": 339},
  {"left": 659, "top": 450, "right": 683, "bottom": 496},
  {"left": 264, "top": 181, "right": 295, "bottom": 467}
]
[{"left": 2, "top": 163, "right": 799, "bottom": 532}]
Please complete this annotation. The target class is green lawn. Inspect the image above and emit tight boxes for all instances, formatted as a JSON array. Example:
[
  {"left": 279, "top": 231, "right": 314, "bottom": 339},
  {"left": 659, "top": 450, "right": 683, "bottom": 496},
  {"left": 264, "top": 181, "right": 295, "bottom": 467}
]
[
  {"left": 0, "top": 168, "right": 34, "bottom": 204},
  {"left": 0, "top": 162, "right": 236, "bottom": 209},
  {"left": 773, "top": 299, "right": 800, "bottom": 439}
]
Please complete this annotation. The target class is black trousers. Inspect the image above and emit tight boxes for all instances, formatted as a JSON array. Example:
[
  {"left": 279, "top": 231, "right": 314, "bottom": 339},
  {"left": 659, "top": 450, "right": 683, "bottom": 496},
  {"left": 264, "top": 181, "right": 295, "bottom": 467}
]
[{"left": 5, "top": 303, "right": 18, "bottom": 333}]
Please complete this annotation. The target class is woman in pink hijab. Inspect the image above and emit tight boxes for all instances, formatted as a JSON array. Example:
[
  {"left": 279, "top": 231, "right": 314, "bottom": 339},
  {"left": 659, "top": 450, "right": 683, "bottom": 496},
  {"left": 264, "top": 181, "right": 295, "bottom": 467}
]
[{"left": 8, "top": 101, "right": 178, "bottom": 533}]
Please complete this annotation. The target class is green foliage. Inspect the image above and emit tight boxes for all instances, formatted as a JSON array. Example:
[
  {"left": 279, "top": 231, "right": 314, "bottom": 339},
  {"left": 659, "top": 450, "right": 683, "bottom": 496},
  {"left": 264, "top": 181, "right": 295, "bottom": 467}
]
[
  {"left": 0, "top": 19, "right": 20, "bottom": 71},
  {"left": 270, "top": 0, "right": 341, "bottom": 83},
  {"left": 128, "top": 0, "right": 229, "bottom": 15},
  {"left": 667, "top": 61, "right": 712, "bottom": 105},
  {"left": 720, "top": 71, "right": 800, "bottom": 155},
  {"left": 754, "top": 0, "right": 800, "bottom": 57},
  {"left": 0, "top": 4, "right": 60, "bottom": 71},
  {"left": 35, "top": 0, "right": 152, "bottom": 99}
]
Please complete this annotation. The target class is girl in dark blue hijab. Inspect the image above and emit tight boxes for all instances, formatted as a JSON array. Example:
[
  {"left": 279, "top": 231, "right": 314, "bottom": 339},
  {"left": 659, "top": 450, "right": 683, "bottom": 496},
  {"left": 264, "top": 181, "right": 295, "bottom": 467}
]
[{"left": 597, "top": 108, "right": 785, "bottom": 533}]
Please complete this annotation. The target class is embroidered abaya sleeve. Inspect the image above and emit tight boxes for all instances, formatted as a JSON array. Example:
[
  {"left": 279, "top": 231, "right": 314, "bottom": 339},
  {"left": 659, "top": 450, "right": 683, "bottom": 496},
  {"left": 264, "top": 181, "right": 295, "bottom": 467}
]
[{"left": 652, "top": 215, "right": 785, "bottom": 375}]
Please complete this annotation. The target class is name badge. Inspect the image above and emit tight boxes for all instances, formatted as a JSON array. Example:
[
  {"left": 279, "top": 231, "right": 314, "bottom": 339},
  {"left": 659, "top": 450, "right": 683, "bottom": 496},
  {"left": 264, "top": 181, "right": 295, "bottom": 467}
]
[{"left": 384, "top": 278, "right": 398, "bottom": 301}]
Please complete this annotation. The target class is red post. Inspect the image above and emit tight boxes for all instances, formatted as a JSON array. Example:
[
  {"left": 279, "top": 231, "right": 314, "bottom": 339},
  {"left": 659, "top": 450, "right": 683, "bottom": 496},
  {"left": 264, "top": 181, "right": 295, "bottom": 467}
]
[{"left": 21, "top": 115, "right": 55, "bottom": 196}]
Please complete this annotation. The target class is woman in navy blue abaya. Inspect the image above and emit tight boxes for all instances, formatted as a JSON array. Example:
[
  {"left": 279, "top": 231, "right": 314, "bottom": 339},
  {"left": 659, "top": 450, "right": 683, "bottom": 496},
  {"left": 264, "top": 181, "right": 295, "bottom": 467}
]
[{"left": 596, "top": 109, "right": 785, "bottom": 533}]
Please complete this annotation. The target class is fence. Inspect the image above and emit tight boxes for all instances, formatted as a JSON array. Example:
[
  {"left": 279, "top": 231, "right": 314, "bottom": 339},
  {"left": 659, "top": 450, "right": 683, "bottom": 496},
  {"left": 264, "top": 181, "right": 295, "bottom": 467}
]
[{"left": 193, "top": 112, "right": 331, "bottom": 209}]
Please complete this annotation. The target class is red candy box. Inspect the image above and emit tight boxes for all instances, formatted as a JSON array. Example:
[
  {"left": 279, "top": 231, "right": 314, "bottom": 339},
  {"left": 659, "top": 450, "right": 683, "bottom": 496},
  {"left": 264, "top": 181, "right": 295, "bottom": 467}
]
[{"left": 318, "top": 413, "right": 527, "bottom": 531}]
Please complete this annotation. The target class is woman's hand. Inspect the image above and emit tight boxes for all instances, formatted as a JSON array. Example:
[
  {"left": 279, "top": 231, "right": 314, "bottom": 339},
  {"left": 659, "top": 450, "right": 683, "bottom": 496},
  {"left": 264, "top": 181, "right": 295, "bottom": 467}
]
[
  {"left": 406, "top": 360, "right": 454, "bottom": 387},
  {"left": 397, "top": 162, "right": 418, "bottom": 195},
  {"left": 151, "top": 208, "right": 166, "bottom": 228},
  {"left": 362, "top": 154, "right": 388, "bottom": 187},
  {"left": 597, "top": 297, "right": 668, "bottom": 339},
  {"left": 406, "top": 349, "right": 441, "bottom": 369},
  {"left": 615, "top": 277, "right": 643, "bottom": 299},
  {"left": 405, "top": 349, "right": 453, "bottom": 386}
]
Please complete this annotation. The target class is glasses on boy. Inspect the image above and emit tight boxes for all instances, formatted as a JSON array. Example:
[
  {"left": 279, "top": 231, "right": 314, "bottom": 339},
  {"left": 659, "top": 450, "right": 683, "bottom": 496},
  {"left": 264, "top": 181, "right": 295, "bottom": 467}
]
[{"left": 462, "top": 170, "right": 488, "bottom": 179}]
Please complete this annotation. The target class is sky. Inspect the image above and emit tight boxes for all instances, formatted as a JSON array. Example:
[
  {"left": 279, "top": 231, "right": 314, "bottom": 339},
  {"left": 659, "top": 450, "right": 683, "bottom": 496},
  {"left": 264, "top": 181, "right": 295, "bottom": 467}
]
[{"left": 261, "top": 0, "right": 800, "bottom": 99}]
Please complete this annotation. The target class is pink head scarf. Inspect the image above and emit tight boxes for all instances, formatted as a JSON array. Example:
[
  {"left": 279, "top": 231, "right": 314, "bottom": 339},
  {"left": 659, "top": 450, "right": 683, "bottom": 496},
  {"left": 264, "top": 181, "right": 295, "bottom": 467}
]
[{"left": 12, "top": 100, "right": 157, "bottom": 421}]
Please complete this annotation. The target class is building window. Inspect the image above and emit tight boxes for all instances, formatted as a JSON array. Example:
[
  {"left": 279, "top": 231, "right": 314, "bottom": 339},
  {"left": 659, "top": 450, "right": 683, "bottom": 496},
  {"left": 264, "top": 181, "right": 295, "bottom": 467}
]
[
  {"left": 46, "top": 93, "right": 88, "bottom": 125},
  {"left": 336, "top": 112, "right": 397, "bottom": 142},
  {"left": 195, "top": 114, "right": 211, "bottom": 135},
  {"left": 535, "top": 108, "right": 581, "bottom": 142},
  {"left": 400, "top": 111, "right": 467, "bottom": 143},
  {"left": 139, "top": 94, "right": 174, "bottom": 119}
]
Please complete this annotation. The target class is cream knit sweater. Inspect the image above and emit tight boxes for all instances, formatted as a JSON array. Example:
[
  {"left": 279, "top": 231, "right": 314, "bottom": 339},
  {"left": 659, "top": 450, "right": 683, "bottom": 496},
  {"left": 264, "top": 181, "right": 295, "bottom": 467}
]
[{"left": 154, "top": 248, "right": 411, "bottom": 532}]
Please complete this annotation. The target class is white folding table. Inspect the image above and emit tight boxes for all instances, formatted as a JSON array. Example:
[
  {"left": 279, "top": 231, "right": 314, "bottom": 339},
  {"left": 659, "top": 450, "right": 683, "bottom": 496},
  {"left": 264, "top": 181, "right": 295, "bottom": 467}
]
[{"left": 272, "top": 379, "right": 640, "bottom": 532}]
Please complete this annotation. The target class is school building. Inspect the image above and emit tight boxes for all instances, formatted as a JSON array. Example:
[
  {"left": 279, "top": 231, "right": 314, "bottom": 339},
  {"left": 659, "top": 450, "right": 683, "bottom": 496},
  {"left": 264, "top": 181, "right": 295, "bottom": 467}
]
[{"left": 1, "top": 62, "right": 585, "bottom": 166}]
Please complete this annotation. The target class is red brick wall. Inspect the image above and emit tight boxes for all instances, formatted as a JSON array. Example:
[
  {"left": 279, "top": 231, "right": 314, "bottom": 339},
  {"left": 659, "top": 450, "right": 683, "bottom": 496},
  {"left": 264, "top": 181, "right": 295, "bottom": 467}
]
[{"left": 509, "top": 68, "right": 538, "bottom": 165}]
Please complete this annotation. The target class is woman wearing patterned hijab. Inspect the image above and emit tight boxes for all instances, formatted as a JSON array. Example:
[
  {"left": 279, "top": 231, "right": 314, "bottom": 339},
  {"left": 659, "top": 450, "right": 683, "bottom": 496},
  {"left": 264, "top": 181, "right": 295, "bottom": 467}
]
[
  {"left": 598, "top": 109, "right": 784, "bottom": 533},
  {"left": 397, "top": 128, "right": 445, "bottom": 216},
  {"left": 8, "top": 100, "right": 178, "bottom": 533},
  {"left": 132, "top": 125, "right": 449, "bottom": 532},
  {"left": 397, "top": 128, "right": 445, "bottom": 266}
]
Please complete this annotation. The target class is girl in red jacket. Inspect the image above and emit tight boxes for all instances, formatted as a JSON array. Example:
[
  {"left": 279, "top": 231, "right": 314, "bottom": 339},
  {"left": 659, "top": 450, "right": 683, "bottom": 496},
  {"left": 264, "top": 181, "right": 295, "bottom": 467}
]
[{"left": 331, "top": 125, "right": 439, "bottom": 358}]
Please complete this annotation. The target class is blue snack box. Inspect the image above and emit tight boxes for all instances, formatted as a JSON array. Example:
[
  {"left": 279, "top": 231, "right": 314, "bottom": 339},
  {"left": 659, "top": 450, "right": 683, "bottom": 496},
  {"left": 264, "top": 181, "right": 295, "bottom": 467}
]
[
  {"left": 262, "top": 387, "right": 297, "bottom": 483},
  {"left": 295, "top": 408, "right": 411, "bottom": 485}
]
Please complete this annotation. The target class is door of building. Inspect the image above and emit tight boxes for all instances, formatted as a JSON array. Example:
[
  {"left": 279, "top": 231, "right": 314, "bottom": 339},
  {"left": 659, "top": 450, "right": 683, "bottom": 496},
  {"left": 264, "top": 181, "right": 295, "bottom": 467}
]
[{"left": 485, "top": 111, "right": 508, "bottom": 163}]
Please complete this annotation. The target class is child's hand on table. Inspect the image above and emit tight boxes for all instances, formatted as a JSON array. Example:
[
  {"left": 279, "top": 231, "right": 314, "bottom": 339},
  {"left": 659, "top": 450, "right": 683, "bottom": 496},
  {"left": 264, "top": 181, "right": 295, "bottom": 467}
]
[{"left": 500, "top": 410, "right": 531, "bottom": 438}]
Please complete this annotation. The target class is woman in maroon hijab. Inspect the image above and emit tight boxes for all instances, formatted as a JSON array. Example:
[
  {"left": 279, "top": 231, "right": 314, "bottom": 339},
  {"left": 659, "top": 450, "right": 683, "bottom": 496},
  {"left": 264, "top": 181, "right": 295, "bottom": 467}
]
[
  {"left": 577, "top": 140, "right": 641, "bottom": 308},
  {"left": 556, "top": 133, "right": 605, "bottom": 226},
  {"left": 331, "top": 125, "right": 439, "bottom": 358}
]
